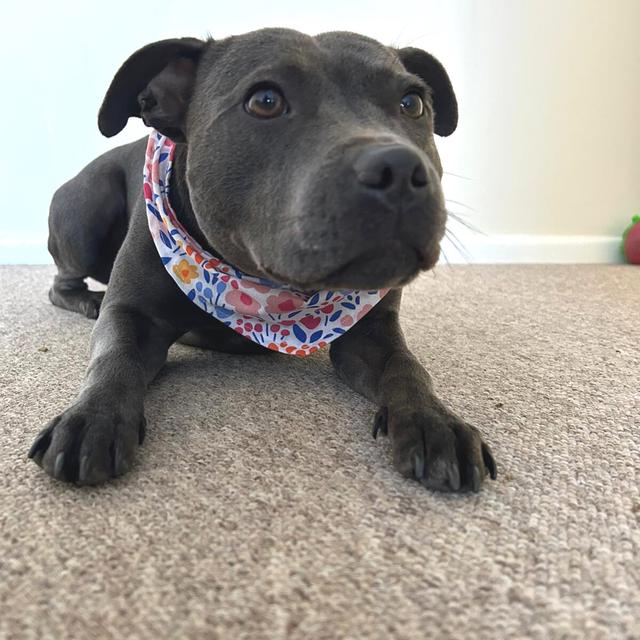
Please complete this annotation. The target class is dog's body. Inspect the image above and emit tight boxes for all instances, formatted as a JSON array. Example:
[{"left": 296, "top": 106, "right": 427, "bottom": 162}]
[{"left": 30, "top": 28, "right": 497, "bottom": 491}]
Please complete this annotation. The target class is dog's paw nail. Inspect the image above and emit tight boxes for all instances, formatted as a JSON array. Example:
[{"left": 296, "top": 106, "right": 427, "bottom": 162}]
[
  {"left": 471, "top": 465, "right": 482, "bottom": 493},
  {"left": 79, "top": 455, "right": 90, "bottom": 484},
  {"left": 53, "top": 452, "right": 66, "bottom": 480},
  {"left": 482, "top": 443, "right": 497, "bottom": 480},
  {"left": 372, "top": 407, "right": 388, "bottom": 440},
  {"left": 28, "top": 429, "right": 50, "bottom": 460},
  {"left": 448, "top": 463, "right": 461, "bottom": 491},
  {"left": 414, "top": 450, "right": 425, "bottom": 479},
  {"left": 113, "top": 443, "right": 127, "bottom": 476},
  {"left": 138, "top": 417, "right": 147, "bottom": 445}
]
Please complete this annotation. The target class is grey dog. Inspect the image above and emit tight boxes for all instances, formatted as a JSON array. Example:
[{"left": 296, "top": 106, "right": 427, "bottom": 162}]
[{"left": 28, "top": 28, "right": 497, "bottom": 492}]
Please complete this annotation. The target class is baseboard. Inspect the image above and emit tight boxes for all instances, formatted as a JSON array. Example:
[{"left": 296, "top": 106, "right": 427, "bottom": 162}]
[
  {"left": 0, "top": 234, "right": 624, "bottom": 265},
  {"left": 439, "top": 234, "right": 623, "bottom": 264}
]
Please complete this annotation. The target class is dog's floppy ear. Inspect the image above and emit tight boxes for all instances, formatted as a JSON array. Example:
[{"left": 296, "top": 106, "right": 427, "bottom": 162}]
[
  {"left": 397, "top": 47, "right": 458, "bottom": 137},
  {"left": 98, "top": 37, "right": 206, "bottom": 140}
]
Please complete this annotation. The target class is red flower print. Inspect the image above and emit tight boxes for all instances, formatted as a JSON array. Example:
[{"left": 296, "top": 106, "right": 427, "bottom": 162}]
[
  {"left": 300, "top": 316, "right": 321, "bottom": 330},
  {"left": 226, "top": 290, "right": 260, "bottom": 315},
  {"left": 265, "top": 291, "right": 305, "bottom": 314}
]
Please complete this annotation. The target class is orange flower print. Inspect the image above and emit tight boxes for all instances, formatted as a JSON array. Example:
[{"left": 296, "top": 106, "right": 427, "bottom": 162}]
[
  {"left": 173, "top": 259, "right": 198, "bottom": 284},
  {"left": 185, "top": 245, "right": 205, "bottom": 264}
]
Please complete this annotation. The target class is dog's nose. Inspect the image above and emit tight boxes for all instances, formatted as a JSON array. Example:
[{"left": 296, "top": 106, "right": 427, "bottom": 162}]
[{"left": 354, "top": 145, "right": 428, "bottom": 192}]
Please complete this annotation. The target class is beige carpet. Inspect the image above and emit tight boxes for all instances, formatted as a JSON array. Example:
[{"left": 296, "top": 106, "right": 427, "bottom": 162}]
[{"left": 0, "top": 264, "right": 638, "bottom": 639}]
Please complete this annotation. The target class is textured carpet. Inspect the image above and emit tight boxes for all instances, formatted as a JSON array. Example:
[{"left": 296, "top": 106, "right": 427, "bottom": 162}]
[{"left": 0, "top": 264, "right": 638, "bottom": 640}]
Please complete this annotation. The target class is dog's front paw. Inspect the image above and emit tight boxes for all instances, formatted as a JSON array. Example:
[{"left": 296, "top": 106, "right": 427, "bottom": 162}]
[
  {"left": 27, "top": 403, "right": 146, "bottom": 485},
  {"left": 374, "top": 406, "right": 497, "bottom": 493}
]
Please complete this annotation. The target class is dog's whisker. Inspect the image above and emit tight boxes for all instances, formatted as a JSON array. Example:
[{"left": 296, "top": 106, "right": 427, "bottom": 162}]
[
  {"left": 439, "top": 246, "right": 452, "bottom": 268},
  {"left": 448, "top": 219, "right": 485, "bottom": 237},
  {"left": 444, "top": 228, "right": 471, "bottom": 263},
  {"left": 445, "top": 199, "right": 476, "bottom": 212},
  {"left": 446, "top": 208, "right": 472, "bottom": 219},
  {"left": 442, "top": 170, "right": 472, "bottom": 180},
  {"left": 445, "top": 226, "right": 468, "bottom": 252},
  {"left": 446, "top": 210, "right": 486, "bottom": 236}
]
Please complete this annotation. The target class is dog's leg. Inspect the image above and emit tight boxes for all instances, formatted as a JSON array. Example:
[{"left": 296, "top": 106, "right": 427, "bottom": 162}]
[
  {"left": 330, "top": 289, "right": 497, "bottom": 492},
  {"left": 47, "top": 163, "right": 128, "bottom": 319},
  {"left": 28, "top": 303, "right": 179, "bottom": 484},
  {"left": 48, "top": 275, "right": 106, "bottom": 320}
]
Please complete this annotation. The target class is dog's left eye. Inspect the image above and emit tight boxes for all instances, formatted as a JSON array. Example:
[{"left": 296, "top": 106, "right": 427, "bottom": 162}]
[
  {"left": 245, "top": 86, "right": 288, "bottom": 119},
  {"left": 400, "top": 92, "right": 424, "bottom": 119}
]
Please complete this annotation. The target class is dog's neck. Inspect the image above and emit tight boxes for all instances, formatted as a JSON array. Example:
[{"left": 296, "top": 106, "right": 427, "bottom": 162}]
[{"left": 168, "top": 143, "right": 225, "bottom": 262}]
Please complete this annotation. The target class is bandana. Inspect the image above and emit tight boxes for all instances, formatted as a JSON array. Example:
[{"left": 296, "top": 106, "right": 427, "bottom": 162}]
[{"left": 143, "top": 131, "right": 388, "bottom": 357}]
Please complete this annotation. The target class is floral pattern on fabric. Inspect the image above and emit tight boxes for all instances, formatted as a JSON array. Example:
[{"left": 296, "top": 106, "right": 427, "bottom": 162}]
[{"left": 144, "top": 131, "right": 389, "bottom": 357}]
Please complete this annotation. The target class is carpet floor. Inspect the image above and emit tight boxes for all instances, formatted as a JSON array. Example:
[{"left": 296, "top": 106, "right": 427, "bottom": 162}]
[{"left": 0, "top": 264, "right": 638, "bottom": 639}]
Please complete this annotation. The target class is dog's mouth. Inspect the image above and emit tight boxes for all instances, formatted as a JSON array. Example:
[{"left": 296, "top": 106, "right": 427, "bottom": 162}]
[{"left": 262, "top": 241, "right": 440, "bottom": 291}]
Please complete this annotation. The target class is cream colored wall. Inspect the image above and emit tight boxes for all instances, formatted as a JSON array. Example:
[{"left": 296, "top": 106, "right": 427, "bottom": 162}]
[{"left": 441, "top": 0, "right": 640, "bottom": 237}]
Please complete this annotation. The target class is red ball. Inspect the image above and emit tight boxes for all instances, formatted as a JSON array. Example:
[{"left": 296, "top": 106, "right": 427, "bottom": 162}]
[{"left": 624, "top": 222, "right": 640, "bottom": 264}]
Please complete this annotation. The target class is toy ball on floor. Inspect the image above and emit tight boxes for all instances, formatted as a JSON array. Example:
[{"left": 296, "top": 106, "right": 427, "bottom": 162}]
[{"left": 622, "top": 215, "right": 640, "bottom": 264}]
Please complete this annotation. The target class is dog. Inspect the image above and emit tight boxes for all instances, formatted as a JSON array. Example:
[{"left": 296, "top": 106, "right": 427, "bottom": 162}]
[{"left": 28, "top": 28, "right": 497, "bottom": 492}]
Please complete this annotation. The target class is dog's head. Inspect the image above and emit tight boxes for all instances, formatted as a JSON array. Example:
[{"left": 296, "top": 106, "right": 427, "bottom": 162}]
[{"left": 99, "top": 28, "right": 457, "bottom": 290}]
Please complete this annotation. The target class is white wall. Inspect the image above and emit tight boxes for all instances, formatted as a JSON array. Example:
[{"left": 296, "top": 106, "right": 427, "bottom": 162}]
[
  {"left": 1, "top": 0, "right": 638, "bottom": 264},
  {"left": 443, "top": 0, "right": 640, "bottom": 263}
]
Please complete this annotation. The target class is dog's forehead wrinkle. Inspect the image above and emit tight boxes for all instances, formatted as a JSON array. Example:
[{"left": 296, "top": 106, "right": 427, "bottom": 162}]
[
  {"left": 205, "top": 29, "right": 405, "bottom": 88},
  {"left": 220, "top": 28, "right": 320, "bottom": 67},
  {"left": 314, "top": 30, "right": 396, "bottom": 57}
]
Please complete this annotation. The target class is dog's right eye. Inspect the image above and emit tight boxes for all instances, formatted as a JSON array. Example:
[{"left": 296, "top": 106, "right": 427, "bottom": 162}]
[{"left": 245, "top": 86, "right": 287, "bottom": 119}]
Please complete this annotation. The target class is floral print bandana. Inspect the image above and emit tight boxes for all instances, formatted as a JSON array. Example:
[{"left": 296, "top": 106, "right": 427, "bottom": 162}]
[{"left": 144, "top": 131, "right": 389, "bottom": 357}]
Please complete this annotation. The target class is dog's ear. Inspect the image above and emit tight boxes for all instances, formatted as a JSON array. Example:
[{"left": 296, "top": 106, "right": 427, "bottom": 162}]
[
  {"left": 397, "top": 47, "right": 458, "bottom": 137},
  {"left": 98, "top": 37, "right": 206, "bottom": 140}
]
